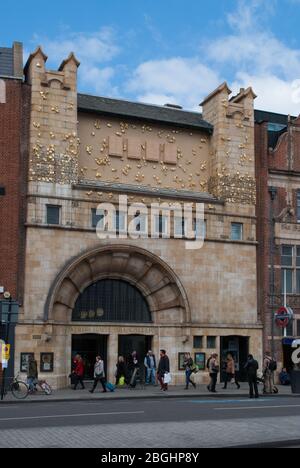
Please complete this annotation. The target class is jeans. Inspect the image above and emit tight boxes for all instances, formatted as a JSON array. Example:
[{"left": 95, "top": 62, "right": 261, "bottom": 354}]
[
  {"left": 209, "top": 373, "right": 218, "bottom": 392},
  {"left": 27, "top": 377, "right": 36, "bottom": 392},
  {"left": 248, "top": 375, "right": 259, "bottom": 398},
  {"left": 91, "top": 376, "right": 106, "bottom": 392},
  {"left": 185, "top": 369, "right": 193, "bottom": 387},
  {"left": 146, "top": 368, "right": 156, "bottom": 385}
]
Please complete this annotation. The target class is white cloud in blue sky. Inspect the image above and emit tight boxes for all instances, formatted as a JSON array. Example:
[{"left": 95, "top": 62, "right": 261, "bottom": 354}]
[{"left": 3, "top": 0, "right": 300, "bottom": 114}]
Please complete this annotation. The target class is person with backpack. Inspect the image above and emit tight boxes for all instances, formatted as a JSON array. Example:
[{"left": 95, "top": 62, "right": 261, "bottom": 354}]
[
  {"left": 207, "top": 353, "right": 219, "bottom": 393},
  {"left": 263, "top": 351, "right": 277, "bottom": 394},
  {"left": 183, "top": 352, "right": 196, "bottom": 390},
  {"left": 89, "top": 356, "right": 107, "bottom": 393},
  {"left": 244, "top": 354, "right": 259, "bottom": 399}
]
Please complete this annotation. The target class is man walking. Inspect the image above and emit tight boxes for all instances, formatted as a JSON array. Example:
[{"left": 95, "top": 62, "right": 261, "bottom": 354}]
[
  {"left": 263, "top": 351, "right": 276, "bottom": 394},
  {"left": 207, "top": 353, "right": 219, "bottom": 393},
  {"left": 89, "top": 356, "right": 107, "bottom": 393},
  {"left": 144, "top": 350, "right": 156, "bottom": 385},
  {"left": 244, "top": 354, "right": 259, "bottom": 399},
  {"left": 27, "top": 355, "right": 38, "bottom": 394},
  {"left": 157, "top": 350, "right": 170, "bottom": 391}
]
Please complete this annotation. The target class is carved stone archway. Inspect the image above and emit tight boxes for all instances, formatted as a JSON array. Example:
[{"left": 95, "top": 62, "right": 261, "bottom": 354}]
[{"left": 45, "top": 245, "right": 191, "bottom": 324}]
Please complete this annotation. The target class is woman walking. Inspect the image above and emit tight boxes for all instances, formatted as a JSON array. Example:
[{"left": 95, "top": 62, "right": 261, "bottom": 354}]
[
  {"left": 222, "top": 354, "right": 240, "bottom": 390},
  {"left": 89, "top": 356, "right": 107, "bottom": 393},
  {"left": 115, "top": 356, "right": 128, "bottom": 386},
  {"left": 73, "top": 355, "right": 85, "bottom": 390},
  {"left": 183, "top": 352, "right": 196, "bottom": 390}
]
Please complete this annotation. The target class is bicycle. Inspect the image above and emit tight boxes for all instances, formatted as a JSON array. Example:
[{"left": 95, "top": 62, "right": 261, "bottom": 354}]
[
  {"left": 29, "top": 379, "right": 53, "bottom": 395},
  {"left": 4, "top": 374, "right": 29, "bottom": 400}
]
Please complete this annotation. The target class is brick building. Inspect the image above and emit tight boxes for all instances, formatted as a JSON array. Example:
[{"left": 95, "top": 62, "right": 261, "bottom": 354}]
[
  {"left": 0, "top": 42, "right": 30, "bottom": 376},
  {"left": 13, "top": 47, "right": 261, "bottom": 389},
  {"left": 256, "top": 110, "right": 300, "bottom": 371}
]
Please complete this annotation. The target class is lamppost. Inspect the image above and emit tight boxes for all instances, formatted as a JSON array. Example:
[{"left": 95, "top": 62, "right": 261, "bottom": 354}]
[{"left": 0, "top": 291, "right": 19, "bottom": 400}]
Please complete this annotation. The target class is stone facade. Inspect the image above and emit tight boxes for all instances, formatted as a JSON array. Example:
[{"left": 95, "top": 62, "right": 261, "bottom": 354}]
[{"left": 15, "top": 47, "right": 262, "bottom": 388}]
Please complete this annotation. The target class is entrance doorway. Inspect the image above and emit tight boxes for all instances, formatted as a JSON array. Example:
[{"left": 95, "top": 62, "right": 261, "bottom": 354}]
[
  {"left": 72, "top": 334, "right": 108, "bottom": 380},
  {"left": 118, "top": 335, "right": 152, "bottom": 367},
  {"left": 220, "top": 336, "right": 249, "bottom": 382}
]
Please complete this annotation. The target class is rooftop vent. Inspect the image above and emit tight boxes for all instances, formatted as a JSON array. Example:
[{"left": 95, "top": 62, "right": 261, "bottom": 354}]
[{"left": 164, "top": 103, "right": 183, "bottom": 110}]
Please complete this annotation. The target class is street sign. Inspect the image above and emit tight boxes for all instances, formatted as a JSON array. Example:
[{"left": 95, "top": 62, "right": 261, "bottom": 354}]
[
  {"left": 275, "top": 306, "right": 293, "bottom": 329},
  {"left": 1, "top": 344, "right": 10, "bottom": 361},
  {"left": 0, "top": 300, "right": 19, "bottom": 324}
]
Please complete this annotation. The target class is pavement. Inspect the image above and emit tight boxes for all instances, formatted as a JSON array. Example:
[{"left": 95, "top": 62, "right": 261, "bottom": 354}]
[
  {"left": 0, "top": 382, "right": 296, "bottom": 404},
  {"left": 1, "top": 395, "right": 300, "bottom": 448}
]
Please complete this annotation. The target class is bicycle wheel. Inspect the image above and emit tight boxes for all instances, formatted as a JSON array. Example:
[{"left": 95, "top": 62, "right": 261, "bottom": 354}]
[
  {"left": 42, "top": 383, "right": 52, "bottom": 395},
  {"left": 11, "top": 380, "right": 29, "bottom": 399}
]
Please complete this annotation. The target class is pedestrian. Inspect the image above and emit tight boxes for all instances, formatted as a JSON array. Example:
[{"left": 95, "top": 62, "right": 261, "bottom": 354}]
[
  {"left": 144, "top": 350, "right": 157, "bottom": 386},
  {"left": 207, "top": 353, "right": 219, "bottom": 393},
  {"left": 128, "top": 351, "right": 140, "bottom": 387},
  {"left": 89, "top": 356, "right": 107, "bottom": 393},
  {"left": 263, "top": 351, "right": 277, "bottom": 394},
  {"left": 279, "top": 368, "right": 291, "bottom": 386},
  {"left": 115, "top": 356, "right": 128, "bottom": 386},
  {"left": 244, "top": 354, "right": 259, "bottom": 399},
  {"left": 27, "top": 355, "right": 38, "bottom": 394},
  {"left": 73, "top": 355, "right": 85, "bottom": 390},
  {"left": 183, "top": 352, "right": 196, "bottom": 390},
  {"left": 222, "top": 353, "right": 240, "bottom": 390},
  {"left": 157, "top": 349, "right": 170, "bottom": 391}
]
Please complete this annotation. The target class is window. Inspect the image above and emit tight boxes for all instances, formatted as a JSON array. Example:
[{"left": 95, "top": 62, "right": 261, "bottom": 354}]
[
  {"left": 114, "top": 210, "right": 126, "bottom": 233},
  {"left": 193, "top": 336, "right": 203, "bottom": 349},
  {"left": 174, "top": 217, "right": 206, "bottom": 239},
  {"left": 297, "top": 191, "right": 300, "bottom": 223},
  {"left": 297, "top": 320, "right": 300, "bottom": 337},
  {"left": 91, "top": 208, "right": 104, "bottom": 229},
  {"left": 281, "top": 245, "right": 300, "bottom": 294},
  {"left": 207, "top": 336, "right": 216, "bottom": 349},
  {"left": 231, "top": 223, "right": 243, "bottom": 241},
  {"left": 154, "top": 214, "right": 168, "bottom": 237},
  {"left": 46, "top": 205, "right": 60, "bottom": 225}
]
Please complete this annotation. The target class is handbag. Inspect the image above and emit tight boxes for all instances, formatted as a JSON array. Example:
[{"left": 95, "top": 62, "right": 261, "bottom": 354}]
[{"left": 163, "top": 372, "right": 172, "bottom": 384}]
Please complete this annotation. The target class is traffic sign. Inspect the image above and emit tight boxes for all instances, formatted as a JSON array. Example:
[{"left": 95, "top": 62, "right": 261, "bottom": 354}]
[{"left": 275, "top": 306, "right": 293, "bottom": 328}]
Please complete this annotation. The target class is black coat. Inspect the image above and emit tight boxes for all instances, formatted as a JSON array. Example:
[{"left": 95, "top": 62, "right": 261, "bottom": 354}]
[
  {"left": 158, "top": 355, "right": 170, "bottom": 376},
  {"left": 244, "top": 358, "right": 259, "bottom": 377}
]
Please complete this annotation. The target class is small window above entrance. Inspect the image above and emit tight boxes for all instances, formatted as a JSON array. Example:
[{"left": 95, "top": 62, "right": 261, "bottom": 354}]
[{"left": 72, "top": 279, "right": 152, "bottom": 323}]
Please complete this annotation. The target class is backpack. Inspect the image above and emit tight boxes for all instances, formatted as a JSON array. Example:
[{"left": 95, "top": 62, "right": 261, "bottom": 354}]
[
  {"left": 206, "top": 358, "right": 211, "bottom": 370},
  {"left": 268, "top": 359, "right": 277, "bottom": 372}
]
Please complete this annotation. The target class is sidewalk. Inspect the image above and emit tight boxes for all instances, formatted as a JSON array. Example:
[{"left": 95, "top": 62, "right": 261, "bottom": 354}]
[{"left": 0, "top": 382, "right": 296, "bottom": 404}]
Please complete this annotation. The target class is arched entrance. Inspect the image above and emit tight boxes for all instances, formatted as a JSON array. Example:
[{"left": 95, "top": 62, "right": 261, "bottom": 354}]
[
  {"left": 45, "top": 244, "right": 190, "bottom": 324},
  {"left": 44, "top": 245, "right": 190, "bottom": 384}
]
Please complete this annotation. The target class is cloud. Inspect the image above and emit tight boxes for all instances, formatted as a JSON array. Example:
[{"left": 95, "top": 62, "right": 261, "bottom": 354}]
[
  {"left": 126, "top": 58, "right": 220, "bottom": 110},
  {"left": 28, "top": 27, "right": 120, "bottom": 96}
]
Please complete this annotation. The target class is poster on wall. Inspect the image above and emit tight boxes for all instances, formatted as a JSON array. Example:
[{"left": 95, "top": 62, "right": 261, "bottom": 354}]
[
  {"left": 178, "top": 353, "right": 186, "bottom": 371},
  {"left": 194, "top": 352, "right": 206, "bottom": 371},
  {"left": 20, "top": 353, "right": 34, "bottom": 372},
  {"left": 40, "top": 353, "right": 54, "bottom": 372}
]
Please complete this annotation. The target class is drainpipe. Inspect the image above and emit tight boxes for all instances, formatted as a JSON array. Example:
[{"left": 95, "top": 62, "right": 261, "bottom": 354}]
[{"left": 269, "top": 186, "right": 277, "bottom": 358}]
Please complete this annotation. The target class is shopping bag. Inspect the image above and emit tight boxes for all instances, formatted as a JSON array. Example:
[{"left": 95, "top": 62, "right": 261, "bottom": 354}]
[
  {"left": 105, "top": 382, "right": 115, "bottom": 392},
  {"left": 163, "top": 372, "right": 172, "bottom": 384},
  {"left": 118, "top": 376, "right": 125, "bottom": 386}
]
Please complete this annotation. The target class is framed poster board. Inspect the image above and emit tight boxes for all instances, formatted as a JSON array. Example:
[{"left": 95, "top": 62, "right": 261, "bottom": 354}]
[
  {"left": 178, "top": 353, "right": 186, "bottom": 371},
  {"left": 20, "top": 353, "right": 34, "bottom": 373},
  {"left": 40, "top": 353, "right": 54, "bottom": 373},
  {"left": 195, "top": 352, "right": 206, "bottom": 371}
]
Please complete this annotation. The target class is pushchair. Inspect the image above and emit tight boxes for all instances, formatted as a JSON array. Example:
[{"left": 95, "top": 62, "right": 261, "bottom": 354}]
[{"left": 257, "top": 373, "right": 279, "bottom": 394}]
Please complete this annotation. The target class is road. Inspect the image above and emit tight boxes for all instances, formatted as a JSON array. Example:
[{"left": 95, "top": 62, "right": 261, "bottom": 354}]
[{"left": 0, "top": 396, "right": 300, "bottom": 448}]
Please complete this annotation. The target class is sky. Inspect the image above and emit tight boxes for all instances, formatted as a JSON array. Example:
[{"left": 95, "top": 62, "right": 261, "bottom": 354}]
[{"left": 2, "top": 0, "right": 300, "bottom": 114}]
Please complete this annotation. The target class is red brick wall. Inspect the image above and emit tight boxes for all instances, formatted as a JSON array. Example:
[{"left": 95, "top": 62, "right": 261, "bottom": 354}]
[{"left": 0, "top": 79, "right": 30, "bottom": 302}]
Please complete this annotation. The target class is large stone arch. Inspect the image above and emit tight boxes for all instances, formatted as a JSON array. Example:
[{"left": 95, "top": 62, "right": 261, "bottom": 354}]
[{"left": 45, "top": 244, "right": 191, "bottom": 324}]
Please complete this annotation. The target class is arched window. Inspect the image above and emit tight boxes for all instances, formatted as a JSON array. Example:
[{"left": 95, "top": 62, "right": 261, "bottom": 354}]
[
  {"left": 0, "top": 79, "right": 6, "bottom": 104},
  {"left": 72, "top": 279, "right": 152, "bottom": 323}
]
